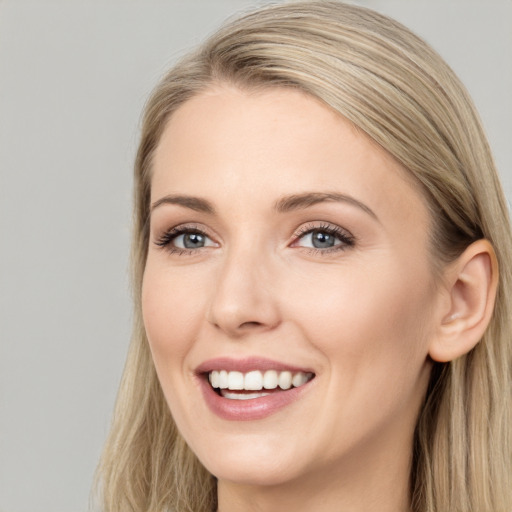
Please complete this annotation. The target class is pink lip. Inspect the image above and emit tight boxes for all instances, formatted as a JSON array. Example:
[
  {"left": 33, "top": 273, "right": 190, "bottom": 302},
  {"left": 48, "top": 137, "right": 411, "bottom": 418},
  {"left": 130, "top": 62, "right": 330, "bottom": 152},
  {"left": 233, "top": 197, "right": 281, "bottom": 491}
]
[
  {"left": 195, "top": 357, "right": 314, "bottom": 374},
  {"left": 195, "top": 357, "right": 315, "bottom": 421}
]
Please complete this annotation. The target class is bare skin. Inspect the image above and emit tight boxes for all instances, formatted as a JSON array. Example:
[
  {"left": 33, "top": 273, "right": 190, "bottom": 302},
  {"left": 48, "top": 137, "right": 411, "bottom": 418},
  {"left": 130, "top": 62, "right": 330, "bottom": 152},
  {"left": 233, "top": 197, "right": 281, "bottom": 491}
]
[{"left": 142, "top": 85, "right": 483, "bottom": 511}]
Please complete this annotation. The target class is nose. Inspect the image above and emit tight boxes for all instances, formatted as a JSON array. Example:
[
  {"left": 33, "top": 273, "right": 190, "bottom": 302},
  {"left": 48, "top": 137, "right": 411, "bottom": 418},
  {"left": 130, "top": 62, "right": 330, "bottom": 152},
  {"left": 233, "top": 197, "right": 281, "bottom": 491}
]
[{"left": 206, "top": 247, "right": 281, "bottom": 337}]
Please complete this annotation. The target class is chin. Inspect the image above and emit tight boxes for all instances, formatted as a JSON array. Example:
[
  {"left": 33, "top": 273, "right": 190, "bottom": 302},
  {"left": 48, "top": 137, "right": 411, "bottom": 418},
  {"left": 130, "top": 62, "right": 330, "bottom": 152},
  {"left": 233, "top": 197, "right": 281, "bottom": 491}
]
[
  {"left": 187, "top": 431, "right": 310, "bottom": 487},
  {"left": 206, "top": 457, "right": 304, "bottom": 487}
]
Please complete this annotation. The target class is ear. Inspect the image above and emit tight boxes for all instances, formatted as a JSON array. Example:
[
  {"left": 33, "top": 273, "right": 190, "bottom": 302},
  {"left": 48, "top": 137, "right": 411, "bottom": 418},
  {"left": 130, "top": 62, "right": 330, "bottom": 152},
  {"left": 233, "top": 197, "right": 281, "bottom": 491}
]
[{"left": 429, "top": 239, "right": 499, "bottom": 363}]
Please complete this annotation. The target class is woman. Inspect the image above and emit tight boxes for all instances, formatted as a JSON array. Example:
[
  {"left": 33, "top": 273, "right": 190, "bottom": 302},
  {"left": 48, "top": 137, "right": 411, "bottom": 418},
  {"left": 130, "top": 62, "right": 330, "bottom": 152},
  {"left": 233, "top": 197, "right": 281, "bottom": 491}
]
[{"left": 96, "top": 2, "right": 512, "bottom": 511}]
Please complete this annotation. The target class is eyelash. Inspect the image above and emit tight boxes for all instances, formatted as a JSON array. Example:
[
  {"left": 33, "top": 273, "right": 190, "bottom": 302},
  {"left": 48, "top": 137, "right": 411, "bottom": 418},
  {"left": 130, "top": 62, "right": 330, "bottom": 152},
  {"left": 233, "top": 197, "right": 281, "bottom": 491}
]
[
  {"left": 293, "top": 222, "right": 355, "bottom": 255},
  {"left": 154, "top": 224, "right": 210, "bottom": 256},
  {"left": 153, "top": 222, "right": 355, "bottom": 256}
]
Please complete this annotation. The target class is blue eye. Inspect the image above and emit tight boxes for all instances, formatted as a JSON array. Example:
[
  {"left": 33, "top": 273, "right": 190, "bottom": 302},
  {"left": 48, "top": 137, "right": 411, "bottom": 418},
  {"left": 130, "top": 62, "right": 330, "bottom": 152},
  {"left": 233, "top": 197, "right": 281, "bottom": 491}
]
[
  {"left": 155, "top": 227, "right": 217, "bottom": 252},
  {"left": 299, "top": 230, "right": 340, "bottom": 249},
  {"left": 173, "top": 232, "right": 213, "bottom": 249},
  {"left": 294, "top": 225, "right": 354, "bottom": 252}
]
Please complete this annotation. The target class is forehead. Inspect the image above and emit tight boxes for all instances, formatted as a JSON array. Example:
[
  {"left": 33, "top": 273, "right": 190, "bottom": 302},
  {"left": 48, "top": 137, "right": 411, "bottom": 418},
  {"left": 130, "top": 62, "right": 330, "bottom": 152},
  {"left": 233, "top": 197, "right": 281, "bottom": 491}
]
[{"left": 151, "top": 85, "right": 429, "bottom": 232}]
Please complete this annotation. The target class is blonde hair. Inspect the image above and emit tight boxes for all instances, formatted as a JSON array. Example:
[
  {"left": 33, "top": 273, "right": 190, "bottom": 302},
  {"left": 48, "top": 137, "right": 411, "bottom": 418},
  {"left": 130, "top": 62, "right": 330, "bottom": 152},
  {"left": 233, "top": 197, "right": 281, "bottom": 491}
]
[{"left": 95, "top": 2, "right": 512, "bottom": 511}]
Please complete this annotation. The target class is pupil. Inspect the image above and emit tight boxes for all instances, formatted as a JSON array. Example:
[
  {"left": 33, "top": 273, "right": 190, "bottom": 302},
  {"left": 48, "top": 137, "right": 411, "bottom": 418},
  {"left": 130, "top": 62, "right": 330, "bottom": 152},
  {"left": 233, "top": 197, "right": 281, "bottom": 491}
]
[
  {"left": 183, "top": 233, "right": 205, "bottom": 248},
  {"left": 312, "top": 230, "right": 334, "bottom": 249}
]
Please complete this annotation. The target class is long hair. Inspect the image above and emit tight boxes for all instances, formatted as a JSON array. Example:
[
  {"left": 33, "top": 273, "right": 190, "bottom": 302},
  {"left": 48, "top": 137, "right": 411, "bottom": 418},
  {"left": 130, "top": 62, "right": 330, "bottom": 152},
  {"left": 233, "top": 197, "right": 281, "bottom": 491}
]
[{"left": 95, "top": 2, "right": 512, "bottom": 511}]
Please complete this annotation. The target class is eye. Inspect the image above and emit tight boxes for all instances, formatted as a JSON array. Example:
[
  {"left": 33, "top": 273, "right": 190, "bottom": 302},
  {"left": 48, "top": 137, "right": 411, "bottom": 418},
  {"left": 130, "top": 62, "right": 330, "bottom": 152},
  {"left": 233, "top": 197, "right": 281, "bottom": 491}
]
[
  {"left": 154, "top": 225, "right": 218, "bottom": 253},
  {"left": 299, "top": 230, "right": 340, "bottom": 249},
  {"left": 173, "top": 231, "right": 214, "bottom": 249},
  {"left": 293, "top": 223, "right": 355, "bottom": 252}
]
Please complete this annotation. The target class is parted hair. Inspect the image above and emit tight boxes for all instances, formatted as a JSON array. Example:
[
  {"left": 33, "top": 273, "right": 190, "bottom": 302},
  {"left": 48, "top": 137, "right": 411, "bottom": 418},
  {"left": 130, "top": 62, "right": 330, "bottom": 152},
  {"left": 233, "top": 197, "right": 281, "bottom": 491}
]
[{"left": 95, "top": 2, "right": 512, "bottom": 511}]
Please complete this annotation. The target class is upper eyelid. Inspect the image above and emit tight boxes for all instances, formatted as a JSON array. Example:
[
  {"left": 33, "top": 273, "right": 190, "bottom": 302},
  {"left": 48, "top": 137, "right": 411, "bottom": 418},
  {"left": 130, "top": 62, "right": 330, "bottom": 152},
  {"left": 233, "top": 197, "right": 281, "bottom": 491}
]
[
  {"left": 154, "top": 222, "right": 214, "bottom": 237},
  {"left": 153, "top": 223, "right": 208, "bottom": 244},
  {"left": 293, "top": 221, "right": 354, "bottom": 238}
]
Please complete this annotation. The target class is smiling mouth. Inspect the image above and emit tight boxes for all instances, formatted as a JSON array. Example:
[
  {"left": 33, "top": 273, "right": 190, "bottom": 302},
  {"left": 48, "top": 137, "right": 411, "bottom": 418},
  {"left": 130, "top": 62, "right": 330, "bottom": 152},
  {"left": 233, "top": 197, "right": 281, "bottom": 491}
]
[{"left": 207, "top": 370, "right": 315, "bottom": 400}]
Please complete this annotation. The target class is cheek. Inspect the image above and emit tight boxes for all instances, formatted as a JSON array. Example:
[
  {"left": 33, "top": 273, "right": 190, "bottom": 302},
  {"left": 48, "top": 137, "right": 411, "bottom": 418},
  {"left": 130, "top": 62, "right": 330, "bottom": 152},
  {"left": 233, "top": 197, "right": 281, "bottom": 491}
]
[
  {"left": 283, "top": 257, "right": 435, "bottom": 373},
  {"left": 280, "top": 259, "right": 435, "bottom": 454},
  {"left": 141, "top": 260, "right": 212, "bottom": 430},
  {"left": 141, "top": 261, "right": 203, "bottom": 369}
]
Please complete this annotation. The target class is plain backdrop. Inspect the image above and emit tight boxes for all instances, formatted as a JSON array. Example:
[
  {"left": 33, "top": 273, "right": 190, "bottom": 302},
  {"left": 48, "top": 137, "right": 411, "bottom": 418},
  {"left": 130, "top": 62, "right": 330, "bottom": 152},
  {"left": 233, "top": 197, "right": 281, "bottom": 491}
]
[{"left": 0, "top": 1, "right": 510, "bottom": 511}]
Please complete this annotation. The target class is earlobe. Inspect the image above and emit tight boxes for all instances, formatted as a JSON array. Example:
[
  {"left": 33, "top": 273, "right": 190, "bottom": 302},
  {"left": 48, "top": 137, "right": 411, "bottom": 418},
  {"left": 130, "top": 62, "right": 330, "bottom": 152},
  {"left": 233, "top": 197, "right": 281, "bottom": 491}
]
[{"left": 429, "top": 239, "right": 498, "bottom": 363}]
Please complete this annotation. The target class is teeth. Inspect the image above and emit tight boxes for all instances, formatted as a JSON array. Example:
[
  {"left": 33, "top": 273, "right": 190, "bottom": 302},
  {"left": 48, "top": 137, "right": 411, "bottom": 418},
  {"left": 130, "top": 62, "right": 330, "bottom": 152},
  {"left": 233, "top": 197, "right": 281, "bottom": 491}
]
[
  {"left": 263, "top": 370, "right": 278, "bottom": 389},
  {"left": 244, "top": 370, "right": 263, "bottom": 390},
  {"left": 292, "top": 372, "right": 308, "bottom": 387},
  {"left": 221, "top": 390, "right": 271, "bottom": 400},
  {"left": 278, "top": 371, "right": 292, "bottom": 390},
  {"left": 208, "top": 370, "right": 313, "bottom": 392},
  {"left": 228, "top": 371, "right": 244, "bottom": 390},
  {"left": 218, "top": 370, "right": 228, "bottom": 389}
]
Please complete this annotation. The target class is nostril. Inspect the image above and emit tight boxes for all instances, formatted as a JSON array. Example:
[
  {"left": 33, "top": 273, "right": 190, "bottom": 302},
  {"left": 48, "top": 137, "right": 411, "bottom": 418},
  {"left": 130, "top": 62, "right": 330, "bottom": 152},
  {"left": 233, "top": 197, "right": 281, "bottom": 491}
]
[{"left": 239, "top": 321, "right": 264, "bottom": 329}]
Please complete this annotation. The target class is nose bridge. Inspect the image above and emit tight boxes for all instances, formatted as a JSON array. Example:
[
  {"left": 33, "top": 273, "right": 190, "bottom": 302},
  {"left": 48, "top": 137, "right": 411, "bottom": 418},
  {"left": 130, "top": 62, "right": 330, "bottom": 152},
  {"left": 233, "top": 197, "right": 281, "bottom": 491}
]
[{"left": 207, "top": 236, "right": 280, "bottom": 335}]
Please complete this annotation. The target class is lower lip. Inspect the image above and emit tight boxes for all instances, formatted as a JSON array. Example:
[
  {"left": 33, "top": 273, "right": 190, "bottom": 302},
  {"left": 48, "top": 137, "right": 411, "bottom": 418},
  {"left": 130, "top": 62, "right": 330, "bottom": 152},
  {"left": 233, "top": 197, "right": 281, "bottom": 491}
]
[{"left": 198, "top": 376, "right": 313, "bottom": 421}]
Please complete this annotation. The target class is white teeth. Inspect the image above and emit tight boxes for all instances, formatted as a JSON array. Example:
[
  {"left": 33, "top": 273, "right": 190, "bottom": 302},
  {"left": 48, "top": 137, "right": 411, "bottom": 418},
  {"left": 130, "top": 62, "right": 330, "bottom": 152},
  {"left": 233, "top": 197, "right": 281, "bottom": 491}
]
[
  {"left": 208, "top": 369, "right": 313, "bottom": 392},
  {"left": 244, "top": 370, "right": 263, "bottom": 390},
  {"left": 292, "top": 372, "right": 308, "bottom": 387},
  {"left": 221, "top": 390, "right": 271, "bottom": 400},
  {"left": 218, "top": 370, "right": 228, "bottom": 389},
  {"left": 263, "top": 370, "right": 278, "bottom": 389},
  {"left": 209, "top": 371, "right": 219, "bottom": 388},
  {"left": 278, "top": 371, "right": 292, "bottom": 390},
  {"left": 228, "top": 371, "right": 244, "bottom": 390}
]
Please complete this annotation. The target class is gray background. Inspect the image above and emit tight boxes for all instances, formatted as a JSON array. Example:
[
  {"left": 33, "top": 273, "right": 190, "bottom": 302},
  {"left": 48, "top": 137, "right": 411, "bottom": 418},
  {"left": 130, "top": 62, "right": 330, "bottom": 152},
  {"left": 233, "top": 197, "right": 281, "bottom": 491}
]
[{"left": 0, "top": 1, "right": 510, "bottom": 511}]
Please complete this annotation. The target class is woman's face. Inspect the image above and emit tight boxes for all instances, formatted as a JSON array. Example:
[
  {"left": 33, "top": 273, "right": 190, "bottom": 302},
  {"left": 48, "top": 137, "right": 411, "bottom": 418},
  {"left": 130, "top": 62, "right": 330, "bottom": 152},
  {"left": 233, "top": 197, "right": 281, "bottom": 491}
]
[{"left": 143, "top": 86, "right": 440, "bottom": 488}]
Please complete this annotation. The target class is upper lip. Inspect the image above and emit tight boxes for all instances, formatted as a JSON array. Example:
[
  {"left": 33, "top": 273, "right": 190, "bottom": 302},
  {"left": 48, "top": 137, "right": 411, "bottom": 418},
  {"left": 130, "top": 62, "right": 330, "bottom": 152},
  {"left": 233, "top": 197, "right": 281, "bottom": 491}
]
[{"left": 195, "top": 357, "right": 315, "bottom": 375}]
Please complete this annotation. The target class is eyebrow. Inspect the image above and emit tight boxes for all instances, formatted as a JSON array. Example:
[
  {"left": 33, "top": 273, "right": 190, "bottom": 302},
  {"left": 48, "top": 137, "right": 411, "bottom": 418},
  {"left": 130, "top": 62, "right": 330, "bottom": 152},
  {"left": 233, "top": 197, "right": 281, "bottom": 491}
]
[
  {"left": 151, "top": 195, "right": 215, "bottom": 214},
  {"left": 150, "top": 191, "right": 378, "bottom": 220},
  {"left": 274, "top": 192, "right": 378, "bottom": 220}
]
